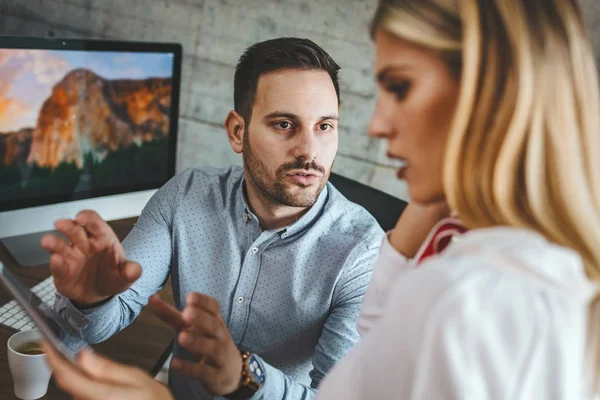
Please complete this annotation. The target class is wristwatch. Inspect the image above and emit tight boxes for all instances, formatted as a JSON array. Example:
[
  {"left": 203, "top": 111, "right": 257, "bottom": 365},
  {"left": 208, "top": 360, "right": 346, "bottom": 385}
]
[{"left": 225, "top": 351, "right": 265, "bottom": 400}]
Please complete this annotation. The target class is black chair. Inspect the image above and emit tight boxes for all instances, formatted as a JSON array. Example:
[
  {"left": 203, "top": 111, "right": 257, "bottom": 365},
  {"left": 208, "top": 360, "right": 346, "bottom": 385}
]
[
  {"left": 328, "top": 172, "right": 408, "bottom": 231},
  {"left": 149, "top": 172, "right": 408, "bottom": 376}
]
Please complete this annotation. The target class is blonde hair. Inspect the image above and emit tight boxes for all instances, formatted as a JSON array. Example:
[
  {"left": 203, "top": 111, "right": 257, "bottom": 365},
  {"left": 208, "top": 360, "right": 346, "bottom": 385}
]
[{"left": 372, "top": 0, "right": 600, "bottom": 392}]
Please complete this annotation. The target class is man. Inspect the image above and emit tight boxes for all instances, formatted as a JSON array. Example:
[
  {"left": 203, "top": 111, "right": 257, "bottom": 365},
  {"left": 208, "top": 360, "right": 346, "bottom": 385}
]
[{"left": 41, "top": 37, "right": 383, "bottom": 399}]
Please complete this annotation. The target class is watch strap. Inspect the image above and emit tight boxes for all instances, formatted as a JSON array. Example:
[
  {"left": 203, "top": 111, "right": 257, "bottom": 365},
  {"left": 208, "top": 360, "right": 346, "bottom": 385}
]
[{"left": 224, "top": 351, "right": 262, "bottom": 400}]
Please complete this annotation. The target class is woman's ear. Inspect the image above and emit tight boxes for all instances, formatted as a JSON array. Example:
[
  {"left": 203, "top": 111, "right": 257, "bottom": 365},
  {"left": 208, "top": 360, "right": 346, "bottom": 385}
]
[{"left": 225, "top": 111, "right": 245, "bottom": 154}]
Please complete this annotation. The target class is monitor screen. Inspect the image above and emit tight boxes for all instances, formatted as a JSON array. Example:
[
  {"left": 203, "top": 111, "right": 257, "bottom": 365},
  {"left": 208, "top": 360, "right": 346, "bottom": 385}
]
[{"left": 0, "top": 37, "right": 181, "bottom": 212}]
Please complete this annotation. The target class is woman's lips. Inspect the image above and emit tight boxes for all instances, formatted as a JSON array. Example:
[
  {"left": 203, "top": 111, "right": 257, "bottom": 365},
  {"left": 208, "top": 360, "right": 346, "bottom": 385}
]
[
  {"left": 396, "top": 164, "right": 408, "bottom": 180},
  {"left": 387, "top": 153, "right": 409, "bottom": 180}
]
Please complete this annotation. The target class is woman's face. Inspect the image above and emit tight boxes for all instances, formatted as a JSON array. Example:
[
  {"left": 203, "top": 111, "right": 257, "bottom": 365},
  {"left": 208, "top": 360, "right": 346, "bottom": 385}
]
[{"left": 370, "top": 30, "right": 460, "bottom": 204}]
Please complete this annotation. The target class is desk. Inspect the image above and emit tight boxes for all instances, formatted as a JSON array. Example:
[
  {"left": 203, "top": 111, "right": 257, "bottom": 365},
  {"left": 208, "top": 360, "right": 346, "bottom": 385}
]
[{"left": 0, "top": 218, "right": 175, "bottom": 399}]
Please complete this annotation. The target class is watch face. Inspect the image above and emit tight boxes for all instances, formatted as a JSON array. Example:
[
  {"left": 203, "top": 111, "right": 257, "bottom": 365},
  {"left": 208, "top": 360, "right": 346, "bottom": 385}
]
[{"left": 248, "top": 354, "right": 265, "bottom": 384}]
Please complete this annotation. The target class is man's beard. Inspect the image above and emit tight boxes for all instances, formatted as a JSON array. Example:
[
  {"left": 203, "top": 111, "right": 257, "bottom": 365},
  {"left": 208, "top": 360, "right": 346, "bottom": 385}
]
[{"left": 242, "top": 133, "right": 329, "bottom": 208}]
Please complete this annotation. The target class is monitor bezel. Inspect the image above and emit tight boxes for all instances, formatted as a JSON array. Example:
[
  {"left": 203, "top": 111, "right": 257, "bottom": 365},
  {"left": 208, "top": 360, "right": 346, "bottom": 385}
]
[{"left": 0, "top": 36, "right": 182, "bottom": 212}]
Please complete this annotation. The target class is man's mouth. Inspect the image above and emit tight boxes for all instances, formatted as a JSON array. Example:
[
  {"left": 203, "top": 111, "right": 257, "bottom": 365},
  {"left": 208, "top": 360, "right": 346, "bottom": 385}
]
[
  {"left": 287, "top": 171, "right": 320, "bottom": 177},
  {"left": 286, "top": 170, "right": 322, "bottom": 185}
]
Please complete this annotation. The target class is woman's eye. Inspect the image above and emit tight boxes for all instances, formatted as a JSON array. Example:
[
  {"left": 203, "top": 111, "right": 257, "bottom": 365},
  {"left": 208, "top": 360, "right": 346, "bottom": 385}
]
[{"left": 386, "top": 81, "right": 411, "bottom": 101}]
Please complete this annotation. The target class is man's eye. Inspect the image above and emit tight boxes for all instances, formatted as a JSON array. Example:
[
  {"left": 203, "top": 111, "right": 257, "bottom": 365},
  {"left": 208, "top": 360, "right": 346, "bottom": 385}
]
[
  {"left": 276, "top": 121, "right": 292, "bottom": 129},
  {"left": 318, "top": 123, "right": 333, "bottom": 131}
]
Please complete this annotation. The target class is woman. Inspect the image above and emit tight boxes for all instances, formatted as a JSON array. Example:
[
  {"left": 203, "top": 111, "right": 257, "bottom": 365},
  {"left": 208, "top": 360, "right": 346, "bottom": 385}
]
[{"left": 44, "top": 0, "right": 600, "bottom": 398}]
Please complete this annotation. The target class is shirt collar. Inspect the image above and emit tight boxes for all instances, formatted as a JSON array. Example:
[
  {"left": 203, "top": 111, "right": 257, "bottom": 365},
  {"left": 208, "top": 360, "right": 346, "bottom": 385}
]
[{"left": 236, "top": 174, "right": 329, "bottom": 239}]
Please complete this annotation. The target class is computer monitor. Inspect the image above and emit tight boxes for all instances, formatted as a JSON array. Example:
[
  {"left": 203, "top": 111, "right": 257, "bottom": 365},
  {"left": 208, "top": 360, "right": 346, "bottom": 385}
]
[{"left": 0, "top": 36, "right": 181, "bottom": 266}]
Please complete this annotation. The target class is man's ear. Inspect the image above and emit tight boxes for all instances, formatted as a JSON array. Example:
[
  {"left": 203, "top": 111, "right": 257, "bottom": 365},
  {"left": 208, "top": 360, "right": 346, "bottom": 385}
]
[{"left": 225, "top": 111, "right": 245, "bottom": 154}]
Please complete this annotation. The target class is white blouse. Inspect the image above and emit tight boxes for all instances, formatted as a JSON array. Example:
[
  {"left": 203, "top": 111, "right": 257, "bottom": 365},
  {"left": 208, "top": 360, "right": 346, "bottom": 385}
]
[{"left": 316, "top": 227, "right": 599, "bottom": 399}]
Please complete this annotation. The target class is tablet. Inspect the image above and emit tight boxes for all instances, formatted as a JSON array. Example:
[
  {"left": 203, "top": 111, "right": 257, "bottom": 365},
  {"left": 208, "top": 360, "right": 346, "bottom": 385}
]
[{"left": 0, "top": 262, "right": 89, "bottom": 364}]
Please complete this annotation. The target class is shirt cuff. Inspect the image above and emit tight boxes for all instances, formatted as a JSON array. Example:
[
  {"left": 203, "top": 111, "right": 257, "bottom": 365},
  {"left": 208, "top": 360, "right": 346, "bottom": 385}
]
[
  {"left": 381, "top": 231, "right": 415, "bottom": 270},
  {"left": 54, "top": 293, "right": 118, "bottom": 336},
  {"left": 366, "top": 233, "right": 416, "bottom": 308},
  {"left": 245, "top": 354, "right": 318, "bottom": 399},
  {"left": 243, "top": 354, "right": 284, "bottom": 400}
]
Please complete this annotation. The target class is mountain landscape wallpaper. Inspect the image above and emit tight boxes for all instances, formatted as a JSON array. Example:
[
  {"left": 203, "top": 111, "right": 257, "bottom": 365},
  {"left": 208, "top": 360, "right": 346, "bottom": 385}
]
[{"left": 0, "top": 49, "right": 174, "bottom": 205}]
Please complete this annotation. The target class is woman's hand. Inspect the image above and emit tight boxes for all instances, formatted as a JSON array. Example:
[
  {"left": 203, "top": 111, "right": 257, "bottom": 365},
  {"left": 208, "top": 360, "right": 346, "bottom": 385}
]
[
  {"left": 42, "top": 342, "right": 174, "bottom": 400},
  {"left": 388, "top": 202, "right": 450, "bottom": 258}
]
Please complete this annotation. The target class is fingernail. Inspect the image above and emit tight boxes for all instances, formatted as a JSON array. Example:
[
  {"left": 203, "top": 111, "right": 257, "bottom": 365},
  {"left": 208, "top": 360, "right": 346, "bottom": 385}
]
[
  {"left": 180, "top": 334, "right": 192, "bottom": 345},
  {"left": 187, "top": 292, "right": 198, "bottom": 304}
]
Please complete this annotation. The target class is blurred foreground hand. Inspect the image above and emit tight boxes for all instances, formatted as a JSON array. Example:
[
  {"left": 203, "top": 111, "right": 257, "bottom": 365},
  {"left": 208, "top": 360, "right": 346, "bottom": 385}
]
[{"left": 42, "top": 342, "right": 174, "bottom": 400}]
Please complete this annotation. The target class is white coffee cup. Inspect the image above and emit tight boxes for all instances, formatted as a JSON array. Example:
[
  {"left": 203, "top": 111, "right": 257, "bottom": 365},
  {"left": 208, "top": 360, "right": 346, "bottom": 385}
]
[{"left": 7, "top": 329, "right": 53, "bottom": 400}]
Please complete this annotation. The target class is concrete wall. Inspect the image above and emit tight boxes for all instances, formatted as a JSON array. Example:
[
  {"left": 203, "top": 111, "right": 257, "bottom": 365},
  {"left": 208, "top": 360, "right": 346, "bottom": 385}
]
[{"left": 1, "top": 0, "right": 598, "bottom": 201}]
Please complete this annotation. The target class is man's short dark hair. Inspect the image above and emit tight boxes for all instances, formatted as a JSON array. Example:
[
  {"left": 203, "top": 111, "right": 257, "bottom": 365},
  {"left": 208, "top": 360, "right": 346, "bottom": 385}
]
[{"left": 234, "top": 37, "right": 341, "bottom": 124}]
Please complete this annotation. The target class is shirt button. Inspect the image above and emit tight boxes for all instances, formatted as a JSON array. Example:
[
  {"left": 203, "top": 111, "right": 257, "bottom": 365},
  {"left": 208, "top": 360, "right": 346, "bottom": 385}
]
[
  {"left": 251, "top": 247, "right": 258, "bottom": 254},
  {"left": 237, "top": 296, "right": 244, "bottom": 303},
  {"left": 281, "top": 232, "right": 288, "bottom": 238}
]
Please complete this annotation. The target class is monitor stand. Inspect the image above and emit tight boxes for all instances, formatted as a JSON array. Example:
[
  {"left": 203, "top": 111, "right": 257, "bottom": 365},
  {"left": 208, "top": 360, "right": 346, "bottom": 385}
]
[{"left": 1, "top": 230, "right": 67, "bottom": 267}]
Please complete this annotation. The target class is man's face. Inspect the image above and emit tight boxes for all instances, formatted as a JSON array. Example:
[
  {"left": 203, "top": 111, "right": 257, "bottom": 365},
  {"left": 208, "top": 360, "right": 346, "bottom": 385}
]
[{"left": 243, "top": 69, "right": 339, "bottom": 208}]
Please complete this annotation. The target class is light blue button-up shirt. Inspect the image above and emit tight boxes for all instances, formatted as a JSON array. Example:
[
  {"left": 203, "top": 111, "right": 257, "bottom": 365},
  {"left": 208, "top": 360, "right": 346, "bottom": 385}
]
[{"left": 55, "top": 165, "right": 384, "bottom": 399}]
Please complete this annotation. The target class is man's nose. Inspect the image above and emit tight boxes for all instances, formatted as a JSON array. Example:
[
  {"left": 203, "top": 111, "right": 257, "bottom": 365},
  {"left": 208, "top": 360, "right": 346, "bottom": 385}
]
[{"left": 292, "top": 129, "right": 318, "bottom": 162}]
